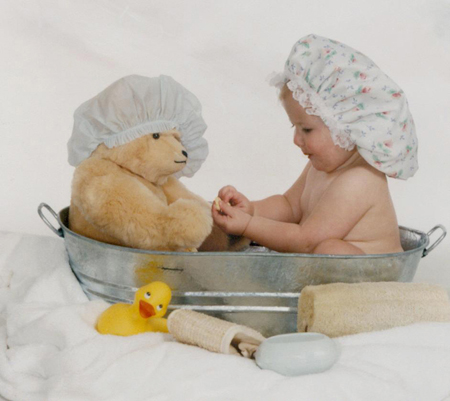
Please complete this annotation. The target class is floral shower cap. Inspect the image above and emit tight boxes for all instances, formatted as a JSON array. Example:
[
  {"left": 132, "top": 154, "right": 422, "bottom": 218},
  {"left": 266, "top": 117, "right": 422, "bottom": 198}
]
[
  {"left": 68, "top": 75, "right": 208, "bottom": 178},
  {"left": 269, "top": 34, "right": 418, "bottom": 179}
]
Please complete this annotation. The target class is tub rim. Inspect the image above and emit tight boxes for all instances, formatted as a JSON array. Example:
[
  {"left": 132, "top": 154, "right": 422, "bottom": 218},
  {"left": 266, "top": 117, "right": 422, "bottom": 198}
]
[{"left": 38, "top": 203, "right": 446, "bottom": 259}]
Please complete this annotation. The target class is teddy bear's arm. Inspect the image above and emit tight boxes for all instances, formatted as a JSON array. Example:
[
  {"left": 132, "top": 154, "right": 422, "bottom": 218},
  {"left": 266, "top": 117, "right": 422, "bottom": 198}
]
[
  {"left": 73, "top": 172, "right": 170, "bottom": 249},
  {"left": 161, "top": 176, "right": 210, "bottom": 209},
  {"left": 72, "top": 168, "right": 212, "bottom": 251}
]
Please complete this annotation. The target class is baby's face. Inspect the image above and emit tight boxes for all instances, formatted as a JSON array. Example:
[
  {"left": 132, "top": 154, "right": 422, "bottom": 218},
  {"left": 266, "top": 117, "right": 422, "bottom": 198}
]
[{"left": 281, "top": 90, "right": 356, "bottom": 173}]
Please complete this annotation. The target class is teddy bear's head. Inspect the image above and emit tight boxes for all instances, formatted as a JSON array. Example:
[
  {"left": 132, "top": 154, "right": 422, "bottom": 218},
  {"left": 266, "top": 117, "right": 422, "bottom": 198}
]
[{"left": 91, "top": 129, "right": 188, "bottom": 184}]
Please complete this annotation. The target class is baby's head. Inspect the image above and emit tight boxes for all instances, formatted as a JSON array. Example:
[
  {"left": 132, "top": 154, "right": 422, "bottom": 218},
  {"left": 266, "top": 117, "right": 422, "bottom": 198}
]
[
  {"left": 280, "top": 83, "right": 358, "bottom": 173},
  {"left": 270, "top": 34, "right": 418, "bottom": 179}
]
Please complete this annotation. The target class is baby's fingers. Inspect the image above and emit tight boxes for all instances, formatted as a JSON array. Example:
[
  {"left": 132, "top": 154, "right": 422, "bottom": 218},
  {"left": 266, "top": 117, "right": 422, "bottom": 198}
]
[
  {"left": 211, "top": 203, "right": 230, "bottom": 229},
  {"left": 217, "top": 200, "right": 235, "bottom": 217},
  {"left": 213, "top": 196, "right": 232, "bottom": 213},
  {"left": 218, "top": 186, "right": 236, "bottom": 203}
]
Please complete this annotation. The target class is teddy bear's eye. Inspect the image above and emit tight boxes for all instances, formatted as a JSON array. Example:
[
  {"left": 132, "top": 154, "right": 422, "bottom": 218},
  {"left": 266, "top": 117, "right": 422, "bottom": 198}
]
[
  {"left": 145, "top": 292, "right": 151, "bottom": 299},
  {"left": 152, "top": 133, "right": 160, "bottom": 140},
  {"left": 157, "top": 304, "right": 163, "bottom": 311}
]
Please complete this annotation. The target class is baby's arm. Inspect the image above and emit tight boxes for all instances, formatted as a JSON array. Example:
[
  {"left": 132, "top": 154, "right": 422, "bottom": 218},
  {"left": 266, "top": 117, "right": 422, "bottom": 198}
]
[
  {"left": 215, "top": 167, "right": 377, "bottom": 253},
  {"left": 219, "top": 162, "right": 311, "bottom": 223},
  {"left": 252, "top": 162, "right": 311, "bottom": 223}
]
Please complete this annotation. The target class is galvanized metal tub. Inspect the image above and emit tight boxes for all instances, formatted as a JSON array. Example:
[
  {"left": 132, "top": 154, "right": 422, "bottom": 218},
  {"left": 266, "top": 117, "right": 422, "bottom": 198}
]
[{"left": 38, "top": 203, "right": 446, "bottom": 337}]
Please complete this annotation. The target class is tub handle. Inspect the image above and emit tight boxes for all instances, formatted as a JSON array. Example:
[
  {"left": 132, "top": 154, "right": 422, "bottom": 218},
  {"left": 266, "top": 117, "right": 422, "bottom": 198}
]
[
  {"left": 37, "top": 203, "right": 64, "bottom": 238},
  {"left": 422, "top": 224, "right": 446, "bottom": 257}
]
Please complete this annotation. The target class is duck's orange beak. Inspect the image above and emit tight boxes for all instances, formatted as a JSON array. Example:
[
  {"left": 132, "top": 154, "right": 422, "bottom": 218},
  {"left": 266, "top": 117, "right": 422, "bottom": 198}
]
[{"left": 139, "top": 300, "right": 156, "bottom": 318}]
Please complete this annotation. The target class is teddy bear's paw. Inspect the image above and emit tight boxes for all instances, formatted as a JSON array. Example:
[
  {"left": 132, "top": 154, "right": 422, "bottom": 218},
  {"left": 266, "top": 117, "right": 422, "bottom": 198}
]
[
  {"left": 182, "top": 247, "right": 198, "bottom": 252},
  {"left": 165, "top": 199, "right": 213, "bottom": 248}
]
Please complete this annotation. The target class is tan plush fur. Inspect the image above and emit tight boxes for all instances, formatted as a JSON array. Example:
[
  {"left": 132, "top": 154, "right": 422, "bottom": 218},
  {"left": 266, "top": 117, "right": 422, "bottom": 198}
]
[{"left": 69, "top": 130, "right": 213, "bottom": 251}]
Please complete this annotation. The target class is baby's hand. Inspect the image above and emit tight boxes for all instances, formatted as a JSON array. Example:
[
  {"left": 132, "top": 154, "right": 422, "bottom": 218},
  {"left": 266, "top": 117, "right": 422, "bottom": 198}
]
[
  {"left": 212, "top": 200, "right": 252, "bottom": 237},
  {"left": 213, "top": 196, "right": 230, "bottom": 212},
  {"left": 218, "top": 186, "right": 254, "bottom": 216}
]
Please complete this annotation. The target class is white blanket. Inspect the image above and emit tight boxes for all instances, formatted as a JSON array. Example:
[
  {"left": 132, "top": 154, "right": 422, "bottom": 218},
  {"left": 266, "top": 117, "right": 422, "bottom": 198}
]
[{"left": 1, "top": 232, "right": 450, "bottom": 401}]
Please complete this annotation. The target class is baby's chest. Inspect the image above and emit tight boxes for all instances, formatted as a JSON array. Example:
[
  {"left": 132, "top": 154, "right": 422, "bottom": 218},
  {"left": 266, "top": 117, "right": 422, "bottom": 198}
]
[{"left": 300, "top": 173, "right": 334, "bottom": 220}]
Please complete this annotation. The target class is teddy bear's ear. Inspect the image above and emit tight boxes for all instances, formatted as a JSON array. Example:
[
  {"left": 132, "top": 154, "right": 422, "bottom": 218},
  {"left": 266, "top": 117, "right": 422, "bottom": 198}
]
[{"left": 171, "top": 130, "right": 182, "bottom": 142}]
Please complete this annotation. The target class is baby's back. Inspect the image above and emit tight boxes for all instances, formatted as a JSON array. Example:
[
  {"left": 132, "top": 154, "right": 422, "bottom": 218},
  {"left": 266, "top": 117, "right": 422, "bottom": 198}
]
[{"left": 300, "top": 159, "right": 403, "bottom": 254}]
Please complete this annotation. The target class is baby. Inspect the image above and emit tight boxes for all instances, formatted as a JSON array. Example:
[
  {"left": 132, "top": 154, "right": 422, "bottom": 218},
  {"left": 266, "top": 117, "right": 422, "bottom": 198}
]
[{"left": 212, "top": 34, "right": 418, "bottom": 255}]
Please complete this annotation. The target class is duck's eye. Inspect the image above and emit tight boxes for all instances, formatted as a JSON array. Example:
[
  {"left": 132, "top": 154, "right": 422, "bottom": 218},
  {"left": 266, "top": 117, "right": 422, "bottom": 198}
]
[
  {"left": 145, "top": 292, "right": 151, "bottom": 299},
  {"left": 157, "top": 304, "right": 163, "bottom": 311},
  {"left": 303, "top": 129, "right": 313, "bottom": 134},
  {"left": 152, "top": 133, "right": 160, "bottom": 140}
]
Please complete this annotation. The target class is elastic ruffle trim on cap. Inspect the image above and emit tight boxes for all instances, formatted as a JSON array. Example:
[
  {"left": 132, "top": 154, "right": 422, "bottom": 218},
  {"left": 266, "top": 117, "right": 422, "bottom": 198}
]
[
  {"left": 98, "top": 116, "right": 208, "bottom": 179},
  {"left": 103, "top": 120, "right": 178, "bottom": 149},
  {"left": 174, "top": 117, "right": 208, "bottom": 178},
  {"left": 269, "top": 71, "right": 355, "bottom": 151}
]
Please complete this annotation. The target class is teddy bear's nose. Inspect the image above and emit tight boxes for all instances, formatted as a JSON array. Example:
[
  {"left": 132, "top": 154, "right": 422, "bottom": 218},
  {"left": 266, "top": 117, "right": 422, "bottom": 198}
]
[{"left": 182, "top": 150, "right": 188, "bottom": 158}]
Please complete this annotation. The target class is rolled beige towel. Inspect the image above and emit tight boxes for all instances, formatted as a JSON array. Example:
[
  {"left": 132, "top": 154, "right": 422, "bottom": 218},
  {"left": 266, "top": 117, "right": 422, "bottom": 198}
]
[
  {"left": 298, "top": 282, "right": 450, "bottom": 337},
  {"left": 168, "top": 309, "right": 265, "bottom": 358}
]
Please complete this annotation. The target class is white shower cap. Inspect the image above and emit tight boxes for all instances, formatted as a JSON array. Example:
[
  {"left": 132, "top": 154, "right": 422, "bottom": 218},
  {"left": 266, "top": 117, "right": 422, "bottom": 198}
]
[
  {"left": 269, "top": 34, "right": 418, "bottom": 179},
  {"left": 68, "top": 74, "right": 208, "bottom": 178}
]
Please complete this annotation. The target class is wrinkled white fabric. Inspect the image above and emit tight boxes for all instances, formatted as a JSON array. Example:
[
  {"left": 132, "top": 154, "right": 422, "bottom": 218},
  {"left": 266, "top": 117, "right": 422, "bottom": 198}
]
[
  {"left": 67, "top": 75, "right": 208, "bottom": 178},
  {"left": 1, "top": 232, "right": 450, "bottom": 401},
  {"left": 269, "top": 34, "right": 418, "bottom": 179}
]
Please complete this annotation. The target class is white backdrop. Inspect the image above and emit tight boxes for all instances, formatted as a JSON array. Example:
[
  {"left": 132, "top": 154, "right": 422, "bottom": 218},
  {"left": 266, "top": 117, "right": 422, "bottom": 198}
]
[{"left": 1, "top": 0, "right": 449, "bottom": 287}]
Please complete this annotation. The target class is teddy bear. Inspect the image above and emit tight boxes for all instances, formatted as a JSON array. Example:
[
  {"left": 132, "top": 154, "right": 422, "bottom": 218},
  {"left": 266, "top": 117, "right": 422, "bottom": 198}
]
[
  {"left": 69, "top": 128, "right": 214, "bottom": 251},
  {"left": 67, "top": 75, "right": 214, "bottom": 252}
]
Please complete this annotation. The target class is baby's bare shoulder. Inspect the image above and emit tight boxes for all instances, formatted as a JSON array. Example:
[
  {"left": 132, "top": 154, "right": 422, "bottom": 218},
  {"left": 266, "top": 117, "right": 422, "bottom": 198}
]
[
  {"left": 329, "top": 163, "right": 388, "bottom": 201},
  {"left": 338, "top": 163, "right": 386, "bottom": 185}
]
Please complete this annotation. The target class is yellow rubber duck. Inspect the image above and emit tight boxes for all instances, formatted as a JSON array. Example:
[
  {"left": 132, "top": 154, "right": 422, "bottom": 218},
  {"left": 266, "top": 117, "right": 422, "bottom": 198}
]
[{"left": 96, "top": 281, "right": 172, "bottom": 336}]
